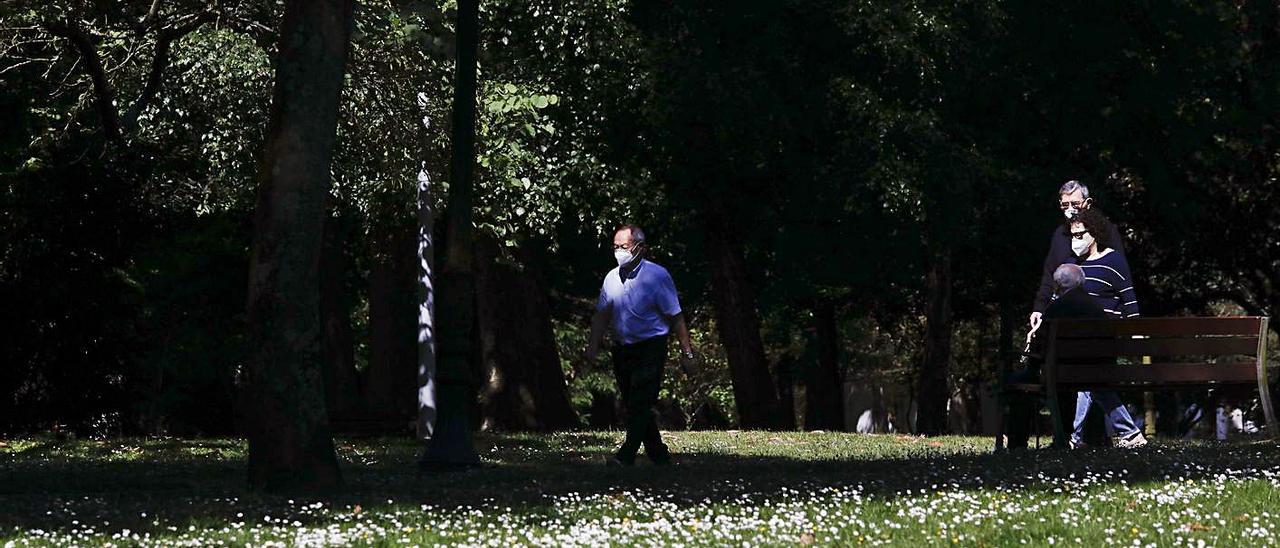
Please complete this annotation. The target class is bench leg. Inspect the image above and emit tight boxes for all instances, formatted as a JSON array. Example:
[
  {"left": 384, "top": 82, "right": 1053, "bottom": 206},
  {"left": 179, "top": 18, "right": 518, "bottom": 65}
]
[
  {"left": 1046, "top": 389, "right": 1067, "bottom": 447},
  {"left": 994, "top": 376, "right": 1011, "bottom": 452},
  {"left": 1259, "top": 373, "right": 1278, "bottom": 439},
  {"left": 1256, "top": 318, "right": 1277, "bottom": 439}
]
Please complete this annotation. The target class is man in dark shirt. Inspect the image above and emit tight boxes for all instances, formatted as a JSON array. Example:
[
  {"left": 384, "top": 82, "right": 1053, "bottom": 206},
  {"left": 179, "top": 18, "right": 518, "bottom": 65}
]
[
  {"left": 1007, "top": 264, "right": 1107, "bottom": 450},
  {"left": 1029, "top": 181, "right": 1125, "bottom": 333}
]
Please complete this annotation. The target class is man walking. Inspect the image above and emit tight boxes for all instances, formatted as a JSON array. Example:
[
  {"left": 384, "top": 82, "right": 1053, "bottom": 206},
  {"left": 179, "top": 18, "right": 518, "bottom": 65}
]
[
  {"left": 585, "top": 224, "right": 695, "bottom": 466},
  {"left": 1028, "top": 180, "right": 1125, "bottom": 333}
]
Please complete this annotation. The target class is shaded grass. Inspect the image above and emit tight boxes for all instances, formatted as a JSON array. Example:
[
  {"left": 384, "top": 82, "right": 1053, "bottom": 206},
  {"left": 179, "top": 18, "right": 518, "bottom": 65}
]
[{"left": 1, "top": 432, "right": 1278, "bottom": 545}]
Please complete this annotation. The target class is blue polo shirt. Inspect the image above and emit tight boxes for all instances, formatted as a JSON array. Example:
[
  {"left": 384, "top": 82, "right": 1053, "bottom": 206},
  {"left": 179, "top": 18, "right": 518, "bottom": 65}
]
[{"left": 596, "top": 259, "right": 683, "bottom": 346}]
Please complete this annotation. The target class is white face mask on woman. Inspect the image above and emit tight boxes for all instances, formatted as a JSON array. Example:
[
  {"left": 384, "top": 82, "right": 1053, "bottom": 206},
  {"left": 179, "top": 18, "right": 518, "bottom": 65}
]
[{"left": 1071, "top": 232, "right": 1094, "bottom": 257}]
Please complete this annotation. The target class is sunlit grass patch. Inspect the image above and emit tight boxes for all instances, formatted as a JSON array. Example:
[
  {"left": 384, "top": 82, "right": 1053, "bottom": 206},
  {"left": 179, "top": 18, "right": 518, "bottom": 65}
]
[{"left": 1, "top": 432, "right": 1277, "bottom": 546}]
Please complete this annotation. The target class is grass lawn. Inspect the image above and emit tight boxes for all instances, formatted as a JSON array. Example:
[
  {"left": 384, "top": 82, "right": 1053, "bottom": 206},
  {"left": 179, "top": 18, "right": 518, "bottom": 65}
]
[{"left": 1, "top": 431, "right": 1278, "bottom": 546}]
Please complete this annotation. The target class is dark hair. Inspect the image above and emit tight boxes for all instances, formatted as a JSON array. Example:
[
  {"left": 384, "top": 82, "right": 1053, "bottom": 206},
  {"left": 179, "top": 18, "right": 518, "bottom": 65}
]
[{"left": 1071, "top": 209, "right": 1116, "bottom": 252}]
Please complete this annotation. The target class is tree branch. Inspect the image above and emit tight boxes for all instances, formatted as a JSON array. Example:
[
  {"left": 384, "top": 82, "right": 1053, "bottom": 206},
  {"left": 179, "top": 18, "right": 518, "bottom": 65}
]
[
  {"left": 122, "top": 11, "right": 214, "bottom": 130},
  {"left": 139, "top": 0, "right": 164, "bottom": 30},
  {"left": 44, "top": 20, "right": 124, "bottom": 144}
]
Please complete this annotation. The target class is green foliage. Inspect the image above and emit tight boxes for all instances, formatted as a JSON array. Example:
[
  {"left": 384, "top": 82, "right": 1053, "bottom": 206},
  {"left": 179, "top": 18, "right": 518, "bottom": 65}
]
[
  {"left": 5, "top": 0, "right": 1280, "bottom": 435},
  {"left": 553, "top": 308, "right": 737, "bottom": 429},
  {"left": 475, "top": 79, "right": 564, "bottom": 241},
  {"left": 142, "top": 28, "right": 272, "bottom": 214},
  {"left": 552, "top": 318, "right": 615, "bottom": 415},
  {"left": 334, "top": 1, "right": 451, "bottom": 237}
]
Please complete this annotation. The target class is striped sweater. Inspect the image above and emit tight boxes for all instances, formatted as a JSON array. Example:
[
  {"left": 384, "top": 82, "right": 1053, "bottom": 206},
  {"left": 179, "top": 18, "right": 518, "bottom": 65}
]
[{"left": 1075, "top": 249, "right": 1139, "bottom": 318}]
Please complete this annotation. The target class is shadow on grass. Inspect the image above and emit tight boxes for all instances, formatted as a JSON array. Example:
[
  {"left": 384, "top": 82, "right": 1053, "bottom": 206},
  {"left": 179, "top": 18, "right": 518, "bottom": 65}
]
[{"left": 0, "top": 432, "right": 1277, "bottom": 536}]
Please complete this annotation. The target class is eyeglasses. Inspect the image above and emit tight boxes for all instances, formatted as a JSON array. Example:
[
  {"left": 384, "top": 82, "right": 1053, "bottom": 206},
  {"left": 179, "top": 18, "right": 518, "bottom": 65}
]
[
  {"left": 1059, "top": 200, "right": 1087, "bottom": 210},
  {"left": 1069, "top": 230, "right": 1090, "bottom": 240}
]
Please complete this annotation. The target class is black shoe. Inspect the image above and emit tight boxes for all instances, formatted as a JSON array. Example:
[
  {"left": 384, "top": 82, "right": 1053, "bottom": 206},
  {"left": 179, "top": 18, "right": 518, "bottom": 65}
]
[
  {"left": 606, "top": 454, "right": 635, "bottom": 467},
  {"left": 648, "top": 451, "right": 672, "bottom": 466}
]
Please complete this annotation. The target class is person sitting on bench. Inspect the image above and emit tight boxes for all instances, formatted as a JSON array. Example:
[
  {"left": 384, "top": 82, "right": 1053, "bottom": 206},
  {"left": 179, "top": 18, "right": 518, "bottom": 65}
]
[
  {"left": 1007, "top": 264, "right": 1106, "bottom": 450},
  {"left": 1066, "top": 209, "right": 1147, "bottom": 449}
]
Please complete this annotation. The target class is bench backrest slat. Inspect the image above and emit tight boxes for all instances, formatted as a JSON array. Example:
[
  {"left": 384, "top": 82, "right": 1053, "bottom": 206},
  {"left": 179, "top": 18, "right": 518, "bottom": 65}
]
[
  {"left": 1053, "top": 317, "right": 1263, "bottom": 338},
  {"left": 1056, "top": 362, "right": 1258, "bottom": 385},
  {"left": 1053, "top": 336, "right": 1259, "bottom": 359}
]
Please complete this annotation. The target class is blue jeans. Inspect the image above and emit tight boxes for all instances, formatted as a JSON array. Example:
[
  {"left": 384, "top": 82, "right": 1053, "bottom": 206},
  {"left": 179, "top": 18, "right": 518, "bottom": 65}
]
[{"left": 1072, "top": 391, "right": 1140, "bottom": 443}]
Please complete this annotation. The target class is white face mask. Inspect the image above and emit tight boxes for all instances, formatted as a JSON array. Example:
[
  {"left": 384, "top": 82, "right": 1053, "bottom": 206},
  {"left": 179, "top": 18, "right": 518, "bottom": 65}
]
[
  {"left": 1071, "top": 234, "right": 1093, "bottom": 257},
  {"left": 614, "top": 249, "right": 634, "bottom": 266},
  {"left": 1063, "top": 206, "right": 1079, "bottom": 219}
]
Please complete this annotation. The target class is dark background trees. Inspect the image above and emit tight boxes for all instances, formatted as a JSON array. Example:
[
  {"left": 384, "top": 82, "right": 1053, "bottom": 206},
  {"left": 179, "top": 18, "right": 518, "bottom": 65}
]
[{"left": 3, "top": 0, "right": 1278, "bottom": 457}]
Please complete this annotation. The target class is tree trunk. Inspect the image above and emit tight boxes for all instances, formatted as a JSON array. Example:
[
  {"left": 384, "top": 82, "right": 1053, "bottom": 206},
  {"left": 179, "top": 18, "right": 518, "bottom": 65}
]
[
  {"left": 915, "top": 251, "right": 954, "bottom": 435},
  {"left": 474, "top": 237, "right": 579, "bottom": 431},
  {"left": 240, "top": 0, "right": 351, "bottom": 492},
  {"left": 998, "top": 298, "right": 1015, "bottom": 382},
  {"left": 320, "top": 208, "right": 359, "bottom": 420},
  {"left": 775, "top": 357, "right": 796, "bottom": 431},
  {"left": 363, "top": 223, "right": 418, "bottom": 420},
  {"left": 420, "top": 0, "right": 481, "bottom": 466},
  {"left": 805, "top": 301, "right": 844, "bottom": 431},
  {"left": 703, "top": 214, "right": 786, "bottom": 430}
]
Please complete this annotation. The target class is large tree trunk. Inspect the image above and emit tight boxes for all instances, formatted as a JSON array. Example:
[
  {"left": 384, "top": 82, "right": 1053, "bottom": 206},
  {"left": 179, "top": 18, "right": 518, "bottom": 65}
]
[
  {"left": 915, "top": 251, "right": 954, "bottom": 435},
  {"left": 363, "top": 223, "right": 417, "bottom": 420},
  {"left": 320, "top": 208, "right": 359, "bottom": 420},
  {"left": 474, "top": 238, "right": 579, "bottom": 431},
  {"left": 240, "top": 0, "right": 351, "bottom": 492},
  {"left": 805, "top": 301, "right": 844, "bottom": 431},
  {"left": 420, "top": 0, "right": 481, "bottom": 467},
  {"left": 703, "top": 214, "right": 787, "bottom": 430}
]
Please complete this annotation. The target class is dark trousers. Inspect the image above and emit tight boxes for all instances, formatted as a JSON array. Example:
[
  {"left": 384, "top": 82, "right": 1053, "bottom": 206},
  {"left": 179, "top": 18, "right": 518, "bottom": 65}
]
[
  {"left": 612, "top": 335, "right": 670, "bottom": 462},
  {"left": 1005, "top": 364, "right": 1074, "bottom": 449},
  {"left": 1005, "top": 366, "right": 1038, "bottom": 449}
]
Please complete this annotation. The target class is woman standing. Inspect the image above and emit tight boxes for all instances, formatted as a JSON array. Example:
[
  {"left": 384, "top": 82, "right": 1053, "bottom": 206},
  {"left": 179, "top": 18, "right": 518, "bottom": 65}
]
[{"left": 1065, "top": 209, "right": 1148, "bottom": 449}]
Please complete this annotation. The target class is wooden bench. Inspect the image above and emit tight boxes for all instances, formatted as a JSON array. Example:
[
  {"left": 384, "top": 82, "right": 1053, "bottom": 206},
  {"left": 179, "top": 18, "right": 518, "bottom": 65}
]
[{"left": 1000, "top": 316, "right": 1277, "bottom": 448}]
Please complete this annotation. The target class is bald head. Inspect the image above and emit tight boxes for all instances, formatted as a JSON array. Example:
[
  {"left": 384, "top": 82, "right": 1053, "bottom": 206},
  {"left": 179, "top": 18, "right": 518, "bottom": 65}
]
[{"left": 1053, "top": 264, "right": 1085, "bottom": 294}]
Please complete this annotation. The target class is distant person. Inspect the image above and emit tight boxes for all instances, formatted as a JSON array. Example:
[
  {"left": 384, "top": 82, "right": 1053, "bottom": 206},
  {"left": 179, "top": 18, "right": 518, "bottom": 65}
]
[
  {"left": 1007, "top": 264, "right": 1106, "bottom": 450},
  {"left": 1065, "top": 209, "right": 1146, "bottom": 448},
  {"left": 1029, "top": 180, "right": 1125, "bottom": 334},
  {"left": 584, "top": 224, "right": 695, "bottom": 466}
]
